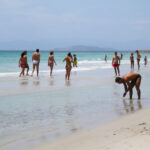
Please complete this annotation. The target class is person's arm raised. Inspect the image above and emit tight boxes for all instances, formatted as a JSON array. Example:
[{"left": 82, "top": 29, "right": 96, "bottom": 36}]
[{"left": 63, "top": 57, "right": 66, "bottom": 62}]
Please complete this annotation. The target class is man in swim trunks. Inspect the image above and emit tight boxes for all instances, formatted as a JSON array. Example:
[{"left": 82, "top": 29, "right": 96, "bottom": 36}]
[
  {"left": 136, "top": 50, "right": 141, "bottom": 70},
  {"left": 31, "top": 49, "right": 40, "bottom": 77},
  {"left": 112, "top": 52, "right": 120, "bottom": 76},
  {"left": 130, "top": 52, "right": 134, "bottom": 71},
  {"left": 144, "top": 56, "right": 148, "bottom": 66},
  {"left": 115, "top": 73, "right": 141, "bottom": 99}
]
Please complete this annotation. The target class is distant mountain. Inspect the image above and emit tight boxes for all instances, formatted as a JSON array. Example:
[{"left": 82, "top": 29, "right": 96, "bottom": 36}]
[{"left": 54, "top": 45, "right": 116, "bottom": 51}]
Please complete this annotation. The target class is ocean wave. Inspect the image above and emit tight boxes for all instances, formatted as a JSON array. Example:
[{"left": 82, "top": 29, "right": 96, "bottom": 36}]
[
  {"left": 0, "top": 66, "right": 111, "bottom": 77},
  {"left": 0, "top": 59, "right": 148, "bottom": 77}
]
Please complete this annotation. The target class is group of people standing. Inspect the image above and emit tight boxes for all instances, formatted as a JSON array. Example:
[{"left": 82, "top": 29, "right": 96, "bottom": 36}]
[
  {"left": 19, "top": 49, "right": 78, "bottom": 80},
  {"left": 19, "top": 49, "right": 149, "bottom": 100},
  {"left": 110, "top": 50, "right": 148, "bottom": 76},
  {"left": 110, "top": 50, "right": 148, "bottom": 100}
]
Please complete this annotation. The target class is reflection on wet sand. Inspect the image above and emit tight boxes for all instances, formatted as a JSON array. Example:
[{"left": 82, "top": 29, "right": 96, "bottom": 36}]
[
  {"left": 33, "top": 79, "right": 40, "bottom": 86},
  {"left": 64, "top": 93, "right": 78, "bottom": 133},
  {"left": 123, "top": 99, "right": 142, "bottom": 114},
  {"left": 65, "top": 80, "right": 71, "bottom": 87},
  {"left": 19, "top": 79, "right": 29, "bottom": 86},
  {"left": 72, "top": 71, "right": 77, "bottom": 76},
  {"left": 49, "top": 79, "right": 54, "bottom": 86}
]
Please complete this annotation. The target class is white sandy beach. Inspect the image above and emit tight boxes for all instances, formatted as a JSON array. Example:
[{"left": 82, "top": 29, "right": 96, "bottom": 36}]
[{"left": 31, "top": 107, "right": 150, "bottom": 150}]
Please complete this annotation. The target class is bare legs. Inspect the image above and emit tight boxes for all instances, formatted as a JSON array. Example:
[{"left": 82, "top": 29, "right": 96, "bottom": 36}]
[
  {"left": 19, "top": 67, "right": 25, "bottom": 77},
  {"left": 137, "top": 60, "right": 140, "bottom": 70},
  {"left": 131, "top": 61, "right": 134, "bottom": 71},
  {"left": 136, "top": 78, "right": 141, "bottom": 99},
  {"left": 65, "top": 67, "right": 71, "bottom": 80},
  {"left": 114, "top": 66, "right": 120, "bottom": 76},
  {"left": 50, "top": 64, "right": 53, "bottom": 77},
  {"left": 129, "top": 78, "right": 141, "bottom": 99},
  {"left": 32, "top": 64, "right": 39, "bottom": 77},
  {"left": 26, "top": 65, "right": 29, "bottom": 75}
]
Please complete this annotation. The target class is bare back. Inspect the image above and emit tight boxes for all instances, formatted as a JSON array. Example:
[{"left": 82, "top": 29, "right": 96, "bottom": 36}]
[
  {"left": 122, "top": 73, "right": 139, "bottom": 81},
  {"left": 137, "top": 53, "right": 141, "bottom": 60},
  {"left": 64, "top": 56, "right": 72, "bottom": 67},
  {"left": 32, "top": 52, "right": 40, "bottom": 61}
]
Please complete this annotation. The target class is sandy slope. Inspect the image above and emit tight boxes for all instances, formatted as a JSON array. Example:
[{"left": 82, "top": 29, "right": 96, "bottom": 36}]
[{"left": 31, "top": 107, "right": 150, "bottom": 150}]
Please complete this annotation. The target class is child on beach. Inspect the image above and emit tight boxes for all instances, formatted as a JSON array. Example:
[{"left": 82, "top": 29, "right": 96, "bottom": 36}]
[
  {"left": 130, "top": 53, "right": 134, "bottom": 71},
  {"left": 31, "top": 49, "right": 40, "bottom": 77},
  {"left": 63, "top": 52, "right": 72, "bottom": 80},
  {"left": 112, "top": 52, "right": 120, "bottom": 76},
  {"left": 73, "top": 54, "right": 77, "bottom": 67},
  {"left": 144, "top": 56, "right": 148, "bottom": 66},
  {"left": 48, "top": 51, "right": 56, "bottom": 76}
]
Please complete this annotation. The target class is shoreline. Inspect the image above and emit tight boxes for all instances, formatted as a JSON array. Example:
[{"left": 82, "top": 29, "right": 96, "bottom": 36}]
[{"left": 31, "top": 106, "right": 150, "bottom": 150}]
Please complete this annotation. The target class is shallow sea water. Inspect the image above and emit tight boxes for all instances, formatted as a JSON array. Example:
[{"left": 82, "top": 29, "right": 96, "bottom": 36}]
[{"left": 0, "top": 51, "right": 150, "bottom": 150}]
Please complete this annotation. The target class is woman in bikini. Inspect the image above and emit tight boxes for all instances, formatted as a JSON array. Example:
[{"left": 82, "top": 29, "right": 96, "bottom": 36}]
[
  {"left": 136, "top": 50, "right": 141, "bottom": 70},
  {"left": 48, "top": 51, "right": 56, "bottom": 77},
  {"left": 130, "top": 53, "right": 134, "bottom": 71},
  {"left": 63, "top": 52, "right": 72, "bottom": 80},
  {"left": 19, "top": 51, "right": 26, "bottom": 77}
]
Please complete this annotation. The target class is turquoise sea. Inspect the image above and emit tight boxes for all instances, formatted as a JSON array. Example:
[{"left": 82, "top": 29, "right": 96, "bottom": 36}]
[{"left": 0, "top": 51, "right": 150, "bottom": 150}]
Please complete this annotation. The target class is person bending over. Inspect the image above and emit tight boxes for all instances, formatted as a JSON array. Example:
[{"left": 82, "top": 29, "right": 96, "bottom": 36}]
[{"left": 115, "top": 73, "right": 141, "bottom": 99}]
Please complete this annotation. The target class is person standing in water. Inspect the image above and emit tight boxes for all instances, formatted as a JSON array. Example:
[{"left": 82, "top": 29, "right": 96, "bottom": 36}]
[
  {"left": 144, "top": 56, "right": 148, "bottom": 66},
  {"left": 63, "top": 52, "right": 72, "bottom": 80},
  {"left": 112, "top": 52, "right": 120, "bottom": 76},
  {"left": 120, "top": 53, "right": 123, "bottom": 60},
  {"left": 104, "top": 55, "right": 107, "bottom": 62},
  {"left": 19, "top": 51, "right": 29, "bottom": 77},
  {"left": 23, "top": 51, "right": 29, "bottom": 76},
  {"left": 19, "top": 51, "right": 26, "bottom": 77},
  {"left": 115, "top": 73, "right": 141, "bottom": 99},
  {"left": 73, "top": 54, "right": 77, "bottom": 67},
  {"left": 31, "top": 49, "right": 40, "bottom": 77},
  {"left": 48, "top": 51, "right": 56, "bottom": 76},
  {"left": 130, "top": 52, "right": 134, "bottom": 71},
  {"left": 136, "top": 50, "right": 141, "bottom": 70}
]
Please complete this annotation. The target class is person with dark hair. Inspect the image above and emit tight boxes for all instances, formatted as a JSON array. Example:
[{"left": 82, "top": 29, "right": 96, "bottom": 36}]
[
  {"left": 63, "top": 52, "right": 72, "bottom": 80},
  {"left": 130, "top": 53, "right": 134, "bottom": 71},
  {"left": 31, "top": 49, "right": 40, "bottom": 77},
  {"left": 73, "top": 54, "right": 77, "bottom": 67},
  {"left": 112, "top": 52, "right": 120, "bottom": 76},
  {"left": 19, "top": 51, "right": 26, "bottom": 77},
  {"left": 23, "top": 51, "right": 29, "bottom": 75},
  {"left": 115, "top": 72, "right": 141, "bottom": 99},
  {"left": 144, "top": 56, "right": 148, "bottom": 66},
  {"left": 48, "top": 51, "right": 56, "bottom": 76},
  {"left": 104, "top": 55, "right": 107, "bottom": 62},
  {"left": 136, "top": 50, "right": 141, "bottom": 70}
]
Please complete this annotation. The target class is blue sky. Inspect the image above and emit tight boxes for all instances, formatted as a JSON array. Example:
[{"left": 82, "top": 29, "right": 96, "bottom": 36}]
[{"left": 0, "top": 0, "right": 150, "bottom": 50}]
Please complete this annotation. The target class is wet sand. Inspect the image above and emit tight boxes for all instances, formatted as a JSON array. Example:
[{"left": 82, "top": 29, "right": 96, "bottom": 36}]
[
  {"left": 31, "top": 106, "right": 150, "bottom": 150},
  {"left": 0, "top": 64, "right": 150, "bottom": 150}
]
